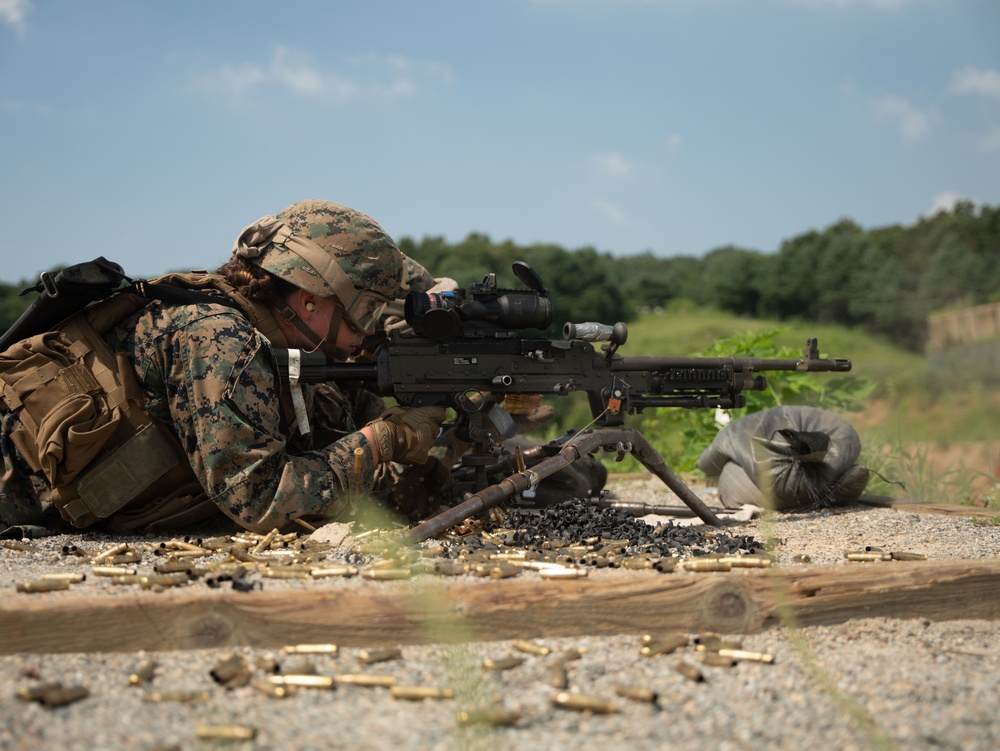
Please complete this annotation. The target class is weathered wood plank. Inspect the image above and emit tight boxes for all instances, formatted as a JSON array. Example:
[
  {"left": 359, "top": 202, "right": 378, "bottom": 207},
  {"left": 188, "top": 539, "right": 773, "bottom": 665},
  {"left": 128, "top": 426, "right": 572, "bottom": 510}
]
[{"left": 2, "top": 559, "right": 999, "bottom": 654}]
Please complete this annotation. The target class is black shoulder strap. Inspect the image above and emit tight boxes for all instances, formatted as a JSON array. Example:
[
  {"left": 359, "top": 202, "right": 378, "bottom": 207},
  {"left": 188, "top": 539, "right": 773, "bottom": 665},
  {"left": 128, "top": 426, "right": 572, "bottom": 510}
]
[{"left": 0, "top": 258, "right": 242, "bottom": 352}]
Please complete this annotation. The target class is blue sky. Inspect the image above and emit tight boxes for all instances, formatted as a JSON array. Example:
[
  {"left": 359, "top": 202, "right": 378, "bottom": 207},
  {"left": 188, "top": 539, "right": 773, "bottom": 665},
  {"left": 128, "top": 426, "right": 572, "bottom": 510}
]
[{"left": 1, "top": 0, "right": 998, "bottom": 285}]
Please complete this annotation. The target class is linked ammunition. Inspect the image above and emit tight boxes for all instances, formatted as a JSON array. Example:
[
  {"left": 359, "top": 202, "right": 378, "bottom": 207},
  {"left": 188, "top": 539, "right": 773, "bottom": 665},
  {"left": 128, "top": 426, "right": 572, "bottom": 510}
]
[
  {"left": 284, "top": 644, "right": 338, "bottom": 655},
  {"left": 482, "top": 656, "right": 524, "bottom": 671},
  {"left": 310, "top": 565, "right": 359, "bottom": 578},
  {"left": 267, "top": 675, "right": 335, "bottom": 689},
  {"left": 457, "top": 706, "right": 522, "bottom": 727},
  {"left": 717, "top": 648, "right": 775, "bottom": 664},
  {"left": 390, "top": 685, "right": 454, "bottom": 701},
  {"left": 512, "top": 639, "right": 551, "bottom": 656},
  {"left": 129, "top": 660, "right": 157, "bottom": 686},
  {"left": 16, "top": 579, "right": 70, "bottom": 593},
  {"left": 640, "top": 633, "right": 689, "bottom": 657},
  {"left": 612, "top": 684, "right": 659, "bottom": 704},
  {"left": 334, "top": 674, "right": 397, "bottom": 688},
  {"left": 552, "top": 691, "right": 618, "bottom": 714},
  {"left": 358, "top": 647, "right": 402, "bottom": 665},
  {"left": 674, "top": 660, "right": 705, "bottom": 682},
  {"left": 195, "top": 726, "right": 256, "bottom": 741},
  {"left": 891, "top": 551, "right": 928, "bottom": 561}
]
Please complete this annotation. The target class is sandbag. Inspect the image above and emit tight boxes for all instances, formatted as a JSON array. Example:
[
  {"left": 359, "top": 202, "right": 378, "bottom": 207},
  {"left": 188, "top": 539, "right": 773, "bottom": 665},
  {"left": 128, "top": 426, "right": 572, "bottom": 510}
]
[{"left": 697, "top": 406, "right": 869, "bottom": 510}]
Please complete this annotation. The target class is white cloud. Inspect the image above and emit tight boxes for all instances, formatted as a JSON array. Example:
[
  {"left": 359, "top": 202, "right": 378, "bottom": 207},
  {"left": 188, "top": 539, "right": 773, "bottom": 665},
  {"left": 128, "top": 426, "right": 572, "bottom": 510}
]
[
  {"left": 590, "top": 151, "right": 634, "bottom": 178},
  {"left": 924, "top": 192, "right": 971, "bottom": 217},
  {"left": 870, "top": 95, "right": 934, "bottom": 144},
  {"left": 0, "top": 0, "right": 29, "bottom": 34},
  {"left": 950, "top": 66, "right": 1000, "bottom": 100},
  {"left": 196, "top": 46, "right": 453, "bottom": 101},
  {"left": 592, "top": 199, "right": 627, "bottom": 226}
]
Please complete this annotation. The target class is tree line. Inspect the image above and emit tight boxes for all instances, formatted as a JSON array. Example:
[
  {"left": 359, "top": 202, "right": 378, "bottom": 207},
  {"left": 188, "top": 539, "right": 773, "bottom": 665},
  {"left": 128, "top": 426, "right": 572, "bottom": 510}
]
[
  {"left": 400, "top": 200, "right": 1000, "bottom": 351},
  {"left": 2, "top": 200, "right": 998, "bottom": 351}
]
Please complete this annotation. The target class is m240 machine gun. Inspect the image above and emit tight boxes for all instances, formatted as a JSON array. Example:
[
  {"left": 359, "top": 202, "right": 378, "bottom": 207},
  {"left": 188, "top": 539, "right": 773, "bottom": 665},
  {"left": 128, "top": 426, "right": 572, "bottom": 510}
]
[{"left": 275, "top": 262, "right": 852, "bottom": 541}]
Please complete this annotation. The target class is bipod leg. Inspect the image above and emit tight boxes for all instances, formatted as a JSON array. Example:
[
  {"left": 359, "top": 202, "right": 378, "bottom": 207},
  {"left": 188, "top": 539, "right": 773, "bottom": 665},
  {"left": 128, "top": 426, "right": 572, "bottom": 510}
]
[
  {"left": 617, "top": 428, "right": 722, "bottom": 527},
  {"left": 403, "top": 431, "right": 606, "bottom": 544}
]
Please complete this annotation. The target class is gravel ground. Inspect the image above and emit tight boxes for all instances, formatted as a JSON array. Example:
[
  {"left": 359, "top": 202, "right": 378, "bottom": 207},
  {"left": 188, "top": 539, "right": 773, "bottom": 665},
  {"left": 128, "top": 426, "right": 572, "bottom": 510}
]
[{"left": 2, "top": 475, "right": 999, "bottom": 751}]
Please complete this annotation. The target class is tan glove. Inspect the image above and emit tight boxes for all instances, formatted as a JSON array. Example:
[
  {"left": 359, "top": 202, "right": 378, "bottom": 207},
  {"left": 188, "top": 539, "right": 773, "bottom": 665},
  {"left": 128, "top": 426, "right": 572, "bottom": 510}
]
[{"left": 367, "top": 406, "right": 447, "bottom": 464}]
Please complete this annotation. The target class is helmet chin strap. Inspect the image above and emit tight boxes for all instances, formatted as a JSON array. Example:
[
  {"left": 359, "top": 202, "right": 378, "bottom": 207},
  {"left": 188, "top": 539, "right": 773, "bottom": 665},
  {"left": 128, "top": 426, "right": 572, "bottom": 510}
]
[{"left": 279, "top": 303, "right": 352, "bottom": 361}]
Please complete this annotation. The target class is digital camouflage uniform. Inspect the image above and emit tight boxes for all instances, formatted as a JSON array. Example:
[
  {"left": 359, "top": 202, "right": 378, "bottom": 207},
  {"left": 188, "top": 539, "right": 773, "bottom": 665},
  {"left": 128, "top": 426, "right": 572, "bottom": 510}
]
[
  {"left": 0, "top": 200, "right": 418, "bottom": 533},
  {"left": 101, "top": 300, "right": 388, "bottom": 532}
]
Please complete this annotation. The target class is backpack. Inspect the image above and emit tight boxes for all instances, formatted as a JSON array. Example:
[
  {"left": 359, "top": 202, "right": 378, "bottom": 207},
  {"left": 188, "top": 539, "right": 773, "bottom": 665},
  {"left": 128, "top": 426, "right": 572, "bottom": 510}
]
[{"left": 0, "top": 260, "right": 279, "bottom": 529}]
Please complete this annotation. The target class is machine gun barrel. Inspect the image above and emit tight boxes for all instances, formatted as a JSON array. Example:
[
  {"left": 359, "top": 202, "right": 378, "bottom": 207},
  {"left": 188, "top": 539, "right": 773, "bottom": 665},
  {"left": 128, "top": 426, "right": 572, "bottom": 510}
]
[{"left": 272, "top": 334, "right": 852, "bottom": 421}]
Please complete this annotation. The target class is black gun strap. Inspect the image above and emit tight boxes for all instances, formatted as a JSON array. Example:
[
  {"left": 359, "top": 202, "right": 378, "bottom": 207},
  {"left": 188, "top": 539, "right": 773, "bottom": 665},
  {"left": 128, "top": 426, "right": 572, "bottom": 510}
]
[{"left": 131, "top": 281, "right": 243, "bottom": 313}]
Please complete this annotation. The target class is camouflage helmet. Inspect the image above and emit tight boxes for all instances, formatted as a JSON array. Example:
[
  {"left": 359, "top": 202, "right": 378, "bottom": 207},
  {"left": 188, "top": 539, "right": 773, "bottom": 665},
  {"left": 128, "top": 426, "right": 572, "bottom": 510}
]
[{"left": 232, "top": 199, "right": 404, "bottom": 333}]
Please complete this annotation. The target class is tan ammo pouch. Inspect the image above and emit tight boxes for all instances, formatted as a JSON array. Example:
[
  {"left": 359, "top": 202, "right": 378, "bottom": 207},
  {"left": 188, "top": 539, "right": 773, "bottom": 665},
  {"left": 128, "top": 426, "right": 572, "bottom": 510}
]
[
  {"left": 0, "top": 297, "right": 194, "bottom": 528},
  {"left": 0, "top": 273, "right": 294, "bottom": 528}
]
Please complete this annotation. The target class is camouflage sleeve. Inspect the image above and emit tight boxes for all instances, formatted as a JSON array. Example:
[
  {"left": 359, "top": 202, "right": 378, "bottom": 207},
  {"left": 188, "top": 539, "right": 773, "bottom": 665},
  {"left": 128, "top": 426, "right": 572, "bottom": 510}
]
[{"left": 138, "top": 305, "right": 377, "bottom": 532}]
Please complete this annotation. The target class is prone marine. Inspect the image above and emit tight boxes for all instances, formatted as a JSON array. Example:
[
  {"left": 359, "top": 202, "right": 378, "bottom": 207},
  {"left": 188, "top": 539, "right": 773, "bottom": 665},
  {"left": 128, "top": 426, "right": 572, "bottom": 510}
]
[{"left": 0, "top": 200, "right": 512, "bottom": 534}]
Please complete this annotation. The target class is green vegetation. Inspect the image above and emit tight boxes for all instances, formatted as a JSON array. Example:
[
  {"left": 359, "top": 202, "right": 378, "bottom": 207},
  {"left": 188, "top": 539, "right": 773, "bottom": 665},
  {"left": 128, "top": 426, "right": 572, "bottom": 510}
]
[
  {"left": 525, "top": 308, "right": 998, "bottom": 502},
  {"left": 400, "top": 200, "right": 1000, "bottom": 353}
]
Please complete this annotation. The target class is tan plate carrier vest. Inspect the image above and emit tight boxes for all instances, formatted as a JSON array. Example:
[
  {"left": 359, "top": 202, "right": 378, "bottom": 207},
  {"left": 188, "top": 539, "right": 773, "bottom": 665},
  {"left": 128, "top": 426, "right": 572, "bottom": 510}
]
[{"left": 0, "top": 273, "right": 287, "bottom": 531}]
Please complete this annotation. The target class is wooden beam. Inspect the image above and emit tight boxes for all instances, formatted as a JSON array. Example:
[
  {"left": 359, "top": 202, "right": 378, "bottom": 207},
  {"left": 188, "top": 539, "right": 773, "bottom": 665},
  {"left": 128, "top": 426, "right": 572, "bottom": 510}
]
[{"left": 3, "top": 559, "right": 999, "bottom": 654}]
